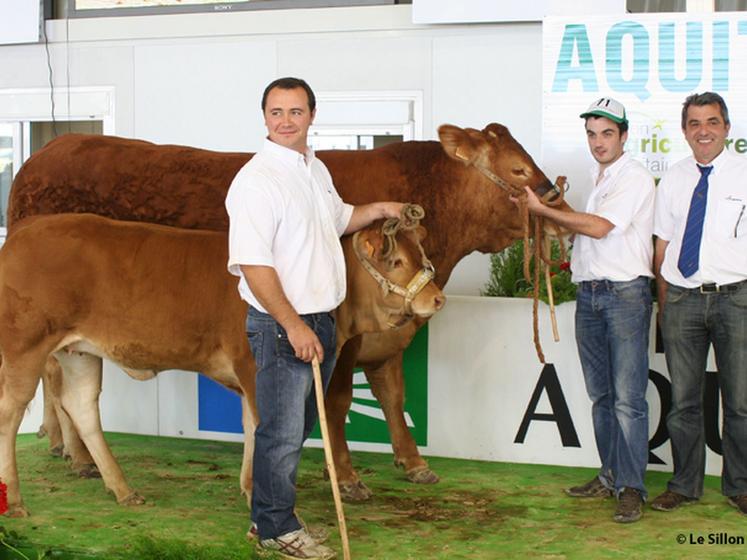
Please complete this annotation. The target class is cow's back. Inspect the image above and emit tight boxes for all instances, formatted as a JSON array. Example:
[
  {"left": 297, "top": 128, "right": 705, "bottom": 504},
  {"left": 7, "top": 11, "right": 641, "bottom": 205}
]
[{"left": 7, "top": 134, "right": 250, "bottom": 234}]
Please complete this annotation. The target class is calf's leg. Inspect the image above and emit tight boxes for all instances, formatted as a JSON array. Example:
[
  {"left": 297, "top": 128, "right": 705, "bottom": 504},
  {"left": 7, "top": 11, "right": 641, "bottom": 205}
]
[
  {"left": 54, "top": 351, "right": 143, "bottom": 505},
  {"left": 44, "top": 356, "right": 98, "bottom": 476},
  {"left": 326, "top": 336, "right": 373, "bottom": 501},
  {"left": 365, "top": 353, "right": 439, "bottom": 484},
  {"left": 0, "top": 353, "right": 47, "bottom": 517}
]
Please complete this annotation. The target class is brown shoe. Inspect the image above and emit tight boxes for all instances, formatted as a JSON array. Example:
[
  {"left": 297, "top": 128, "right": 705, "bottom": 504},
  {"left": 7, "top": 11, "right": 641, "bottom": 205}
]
[
  {"left": 614, "top": 488, "right": 643, "bottom": 523},
  {"left": 565, "top": 476, "right": 613, "bottom": 498},
  {"left": 650, "top": 490, "right": 698, "bottom": 512},
  {"left": 728, "top": 495, "right": 747, "bottom": 516}
]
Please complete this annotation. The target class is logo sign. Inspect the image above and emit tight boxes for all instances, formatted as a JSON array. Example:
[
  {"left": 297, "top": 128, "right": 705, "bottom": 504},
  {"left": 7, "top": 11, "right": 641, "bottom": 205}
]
[
  {"left": 542, "top": 13, "right": 747, "bottom": 207},
  {"left": 198, "top": 324, "right": 429, "bottom": 446}
]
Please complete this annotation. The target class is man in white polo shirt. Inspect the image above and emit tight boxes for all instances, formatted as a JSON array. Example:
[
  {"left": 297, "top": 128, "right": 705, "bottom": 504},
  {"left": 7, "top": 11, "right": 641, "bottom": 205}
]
[
  {"left": 651, "top": 92, "right": 747, "bottom": 517},
  {"left": 226, "top": 77, "right": 404, "bottom": 559},
  {"left": 516, "top": 97, "right": 655, "bottom": 523}
]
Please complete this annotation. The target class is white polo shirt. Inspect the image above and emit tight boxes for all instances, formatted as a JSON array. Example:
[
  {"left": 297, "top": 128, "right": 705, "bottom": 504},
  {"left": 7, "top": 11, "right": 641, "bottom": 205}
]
[
  {"left": 655, "top": 148, "right": 747, "bottom": 288},
  {"left": 226, "top": 139, "right": 354, "bottom": 314},
  {"left": 570, "top": 152, "right": 655, "bottom": 283}
]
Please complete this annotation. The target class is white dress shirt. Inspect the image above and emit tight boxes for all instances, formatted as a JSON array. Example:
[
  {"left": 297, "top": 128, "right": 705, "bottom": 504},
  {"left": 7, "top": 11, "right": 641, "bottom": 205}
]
[
  {"left": 226, "top": 139, "right": 354, "bottom": 314},
  {"left": 655, "top": 148, "right": 747, "bottom": 287},
  {"left": 571, "top": 152, "right": 656, "bottom": 282}
]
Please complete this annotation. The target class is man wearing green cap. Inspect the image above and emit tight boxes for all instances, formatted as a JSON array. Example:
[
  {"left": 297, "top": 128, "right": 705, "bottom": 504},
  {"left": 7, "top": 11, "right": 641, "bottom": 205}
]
[{"left": 514, "top": 97, "right": 655, "bottom": 523}]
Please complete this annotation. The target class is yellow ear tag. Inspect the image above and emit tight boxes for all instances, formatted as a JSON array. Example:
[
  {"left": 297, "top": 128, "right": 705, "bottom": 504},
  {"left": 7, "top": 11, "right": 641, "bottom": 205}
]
[
  {"left": 454, "top": 147, "right": 469, "bottom": 162},
  {"left": 487, "top": 130, "right": 497, "bottom": 138},
  {"left": 364, "top": 240, "right": 375, "bottom": 259}
]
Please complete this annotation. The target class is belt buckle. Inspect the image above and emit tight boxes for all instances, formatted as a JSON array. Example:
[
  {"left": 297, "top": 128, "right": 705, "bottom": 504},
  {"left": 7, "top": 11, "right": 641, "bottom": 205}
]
[{"left": 699, "top": 283, "right": 719, "bottom": 294}]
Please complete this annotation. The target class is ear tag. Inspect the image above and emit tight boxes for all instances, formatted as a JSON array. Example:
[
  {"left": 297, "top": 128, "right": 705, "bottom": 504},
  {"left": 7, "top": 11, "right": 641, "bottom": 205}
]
[
  {"left": 487, "top": 130, "right": 497, "bottom": 138},
  {"left": 364, "top": 240, "right": 375, "bottom": 259},
  {"left": 454, "top": 147, "right": 469, "bottom": 162}
]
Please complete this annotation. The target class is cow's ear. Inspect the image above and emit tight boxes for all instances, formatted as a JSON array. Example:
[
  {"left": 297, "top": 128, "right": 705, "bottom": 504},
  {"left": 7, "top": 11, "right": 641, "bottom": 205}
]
[
  {"left": 358, "top": 229, "right": 384, "bottom": 259},
  {"left": 439, "top": 124, "right": 483, "bottom": 165}
]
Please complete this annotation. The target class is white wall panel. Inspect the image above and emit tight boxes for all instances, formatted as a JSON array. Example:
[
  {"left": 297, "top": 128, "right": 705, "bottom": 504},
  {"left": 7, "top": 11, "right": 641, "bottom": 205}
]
[
  {"left": 134, "top": 40, "right": 277, "bottom": 152},
  {"left": 277, "top": 36, "right": 432, "bottom": 134}
]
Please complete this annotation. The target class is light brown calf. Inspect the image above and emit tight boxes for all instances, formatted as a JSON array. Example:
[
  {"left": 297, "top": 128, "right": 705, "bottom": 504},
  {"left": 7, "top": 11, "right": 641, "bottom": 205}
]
[{"left": 0, "top": 213, "right": 444, "bottom": 517}]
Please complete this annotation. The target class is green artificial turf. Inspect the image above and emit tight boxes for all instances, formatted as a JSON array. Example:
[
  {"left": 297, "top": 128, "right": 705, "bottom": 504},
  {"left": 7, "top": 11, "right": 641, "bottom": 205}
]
[{"left": 1, "top": 433, "right": 745, "bottom": 559}]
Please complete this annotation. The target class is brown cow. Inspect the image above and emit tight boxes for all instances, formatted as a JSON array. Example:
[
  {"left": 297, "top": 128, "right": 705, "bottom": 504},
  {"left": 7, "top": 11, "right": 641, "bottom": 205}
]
[
  {"left": 8, "top": 125, "right": 568, "bottom": 501},
  {"left": 0, "top": 213, "right": 444, "bottom": 517}
]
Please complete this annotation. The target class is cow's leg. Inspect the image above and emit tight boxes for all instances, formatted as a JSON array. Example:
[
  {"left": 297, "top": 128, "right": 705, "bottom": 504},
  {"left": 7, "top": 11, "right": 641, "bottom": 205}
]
[
  {"left": 54, "top": 351, "right": 144, "bottom": 506},
  {"left": 239, "top": 394, "right": 255, "bottom": 508},
  {"left": 365, "top": 353, "right": 439, "bottom": 484},
  {"left": 40, "top": 374, "right": 64, "bottom": 456},
  {"left": 325, "top": 337, "right": 373, "bottom": 502},
  {"left": 44, "top": 356, "right": 98, "bottom": 477},
  {"left": 0, "top": 353, "right": 47, "bottom": 517}
]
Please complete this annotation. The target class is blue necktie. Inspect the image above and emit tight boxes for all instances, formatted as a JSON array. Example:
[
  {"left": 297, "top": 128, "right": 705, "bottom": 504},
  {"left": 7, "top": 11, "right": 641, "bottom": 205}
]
[{"left": 677, "top": 164, "right": 712, "bottom": 278}]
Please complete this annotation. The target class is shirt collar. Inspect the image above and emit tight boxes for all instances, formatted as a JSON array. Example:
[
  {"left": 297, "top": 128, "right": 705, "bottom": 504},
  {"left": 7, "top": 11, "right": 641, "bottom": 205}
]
[
  {"left": 590, "top": 151, "right": 630, "bottom": 183},
  {"left": 690, "top": 146, "right": 732, "bottom": 176},
  {"left": 262, "top": 138, "right": 315, "bottom": 167}
]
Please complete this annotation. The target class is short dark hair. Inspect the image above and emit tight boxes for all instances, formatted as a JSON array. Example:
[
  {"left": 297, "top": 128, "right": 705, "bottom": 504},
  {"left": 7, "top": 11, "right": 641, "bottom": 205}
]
[
  {"left": 585, "top": 115, "right": 629, "bottom": 135},
  {"left": 681, "top": 92, "right": 730, "bottom": 130},
  {"left": 261, "top": 77, "right": 316, "bottom": 113}
]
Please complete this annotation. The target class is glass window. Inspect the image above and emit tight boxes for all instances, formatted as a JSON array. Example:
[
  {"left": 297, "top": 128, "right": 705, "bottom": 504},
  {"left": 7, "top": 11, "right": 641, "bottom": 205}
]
[{"left": 0, "top": 124, "right": 13, "bottom": 229}]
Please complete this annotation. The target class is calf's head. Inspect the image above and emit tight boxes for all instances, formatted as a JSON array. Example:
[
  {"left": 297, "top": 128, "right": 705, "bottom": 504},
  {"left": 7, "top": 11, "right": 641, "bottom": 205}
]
[{"left": 340, "top": 209, "right": 445, "bottom": 339}]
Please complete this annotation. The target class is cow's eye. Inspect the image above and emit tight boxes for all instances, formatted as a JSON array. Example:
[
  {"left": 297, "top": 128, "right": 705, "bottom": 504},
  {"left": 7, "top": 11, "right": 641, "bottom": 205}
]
[{"left": 512, "top": 167, "right": 528, "bottom": 177}]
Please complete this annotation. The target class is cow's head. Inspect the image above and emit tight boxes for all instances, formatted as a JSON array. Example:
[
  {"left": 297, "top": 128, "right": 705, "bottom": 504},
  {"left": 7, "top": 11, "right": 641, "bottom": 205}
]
[
  {"left": 340, "top": 212, "right": 445, "bottom": 341},
  {"left": 435, "top": 123, "right": 572, "bottom": 253},
  {"left": 438, "top": 123, "right": 556, "bottom": 198}
]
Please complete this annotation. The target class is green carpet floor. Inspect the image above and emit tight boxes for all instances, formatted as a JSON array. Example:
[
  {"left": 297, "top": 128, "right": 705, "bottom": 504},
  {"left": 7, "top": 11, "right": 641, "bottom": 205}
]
[{"left": 1, "top": 433, "right": 744, "bottom": 559}]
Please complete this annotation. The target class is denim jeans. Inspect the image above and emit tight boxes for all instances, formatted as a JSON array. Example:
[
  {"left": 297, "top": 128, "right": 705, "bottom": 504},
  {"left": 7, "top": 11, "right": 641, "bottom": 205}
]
[
  {"left": 247, "top": 307, "right": 337, "bottom": 540},
  {"left": 661, "top": 280, "right": 747, "bottom": 498},
  {"left": 575, "top": 277, "right": 652, "bottom": 498}
]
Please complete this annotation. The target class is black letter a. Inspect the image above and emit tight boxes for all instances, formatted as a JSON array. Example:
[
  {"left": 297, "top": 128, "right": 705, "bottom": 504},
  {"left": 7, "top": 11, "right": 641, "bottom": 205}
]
[{"left": 514, "top": 364, "right": 580, "bottom": 447}]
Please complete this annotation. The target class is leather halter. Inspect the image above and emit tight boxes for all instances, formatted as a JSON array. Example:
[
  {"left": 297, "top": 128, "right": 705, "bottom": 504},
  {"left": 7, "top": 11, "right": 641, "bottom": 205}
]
[
  {"left": 352, "top": 206, "right": 435, "bottom": 325},
  {"left": 454, "top": 147, "right": 567, "bottom": 203}
]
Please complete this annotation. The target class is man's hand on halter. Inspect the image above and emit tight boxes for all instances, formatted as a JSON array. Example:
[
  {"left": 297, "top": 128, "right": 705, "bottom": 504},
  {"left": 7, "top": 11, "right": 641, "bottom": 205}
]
[{"left": 510, "top": 186, "right": 548, "bottom": 216}]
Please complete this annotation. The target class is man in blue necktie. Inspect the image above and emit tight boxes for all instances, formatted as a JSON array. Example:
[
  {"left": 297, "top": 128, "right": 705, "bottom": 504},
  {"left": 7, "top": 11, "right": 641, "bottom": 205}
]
[{"left": 652, "top": 92, "right": 747, "bottom": 516}]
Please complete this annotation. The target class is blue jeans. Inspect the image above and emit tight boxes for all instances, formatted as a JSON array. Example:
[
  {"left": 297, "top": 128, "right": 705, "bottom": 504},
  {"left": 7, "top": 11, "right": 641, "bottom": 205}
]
[
  {"left": 661, "top": 281, "right": 747, "bottom": 498},
  {"left": 575, "top": 277, "right": 652, "bottom": 498},
  {"left": 247, "top": 307, "right": 337, "bottom": 540}
]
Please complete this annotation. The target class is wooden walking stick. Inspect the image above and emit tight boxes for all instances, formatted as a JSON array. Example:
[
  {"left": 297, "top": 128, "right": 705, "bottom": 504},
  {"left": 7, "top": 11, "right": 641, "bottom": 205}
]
[{"left": 312, "top": 355, "right": 352, "bottom": 560}]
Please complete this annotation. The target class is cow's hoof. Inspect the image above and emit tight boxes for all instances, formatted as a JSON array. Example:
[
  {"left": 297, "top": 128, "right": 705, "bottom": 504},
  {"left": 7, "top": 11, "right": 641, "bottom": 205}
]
[
  {"left": 118, "top": 492, "right": 145, "bottom": 506},
  {"left": 6, "top": 505, "right": 30, "bottom": 518},
  {"left": 406, "top": 466, "right": 440, "bottom": 485},
  {"left": 75, "top": 463, "right": 101, "bottom": 479},
  {"left": 49, "top": 444, "right": 65, "bottom": 457},
  {"left": 36, "top": 425, "right": 47, "bottom": 439},
  {"left": 339, "top": 480, "right": 373, "bottom": 502}
]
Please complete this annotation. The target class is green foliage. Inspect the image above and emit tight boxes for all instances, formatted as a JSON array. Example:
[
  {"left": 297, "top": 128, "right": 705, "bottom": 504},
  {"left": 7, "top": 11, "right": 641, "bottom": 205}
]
[
  {"left": 482, "top": 239, "right": 576, "bottom": 304},
  {"left": 128, "top": 536, "right": 249, "bottom": 560}
]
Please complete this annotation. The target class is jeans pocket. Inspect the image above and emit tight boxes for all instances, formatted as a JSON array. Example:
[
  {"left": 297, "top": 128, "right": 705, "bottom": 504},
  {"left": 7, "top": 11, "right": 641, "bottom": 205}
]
[
  {"left": 613, "top": 280, "right": 651, "bottom": 304},
  {"left": 275, "top": 324, "right": 297, "bottom": 358},
  {"left": 247, "top": 331, "right": 264, "bottom": 368},
  {"left": 728, "top": 283, "right": 747, "bottom": 309},
  {"left": 666, "top": 285, "right": 689, "bottom": 305}
]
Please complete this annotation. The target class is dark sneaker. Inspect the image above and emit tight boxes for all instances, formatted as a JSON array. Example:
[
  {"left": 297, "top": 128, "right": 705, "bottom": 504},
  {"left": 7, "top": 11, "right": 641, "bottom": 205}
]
[
  {"left": 258, "top": 528, "right": 336, "bottom": 560},
  {"left": 728, "top": 495, "right": 747, "bottom": 516},
  {"left": 651, "top": 490, "right": 698, "bottom": 512},
  {"left": 565, "top": 476, "right": 613, "bottom": 498},
  {"left": 614, "top": 488, "right": 643, "bottom": 523}
]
